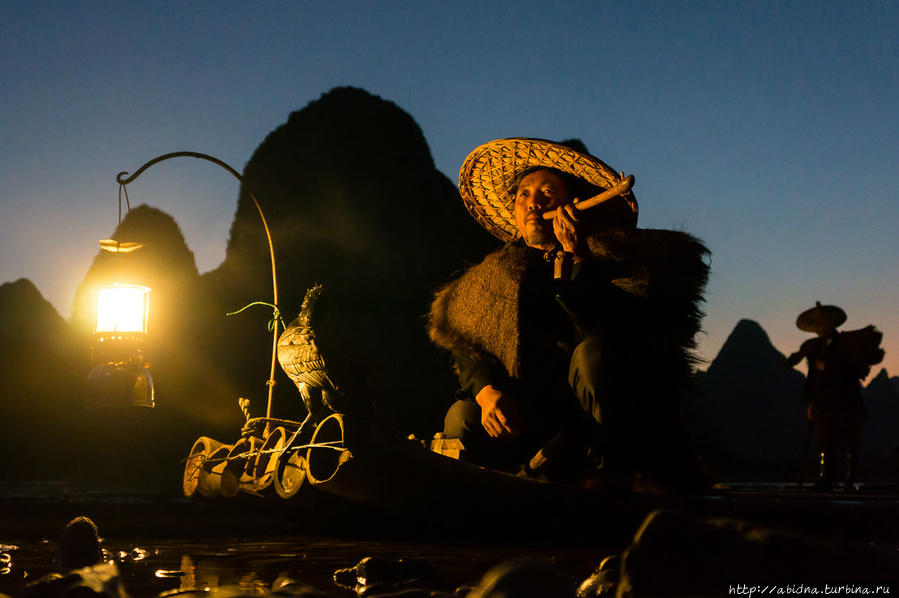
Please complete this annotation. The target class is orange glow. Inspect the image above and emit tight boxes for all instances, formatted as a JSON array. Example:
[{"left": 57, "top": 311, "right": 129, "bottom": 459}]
[{"left": 94, "top": 284, "right": 150, "bottom": 334}]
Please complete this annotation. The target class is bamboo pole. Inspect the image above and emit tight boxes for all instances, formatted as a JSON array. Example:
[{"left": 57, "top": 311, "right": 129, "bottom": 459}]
[
  {"left": 116, "top": 152, "right": 281, "bottom": 435},
  {"left": 541, "top": 174, "right": 635, "bottom": 220}
]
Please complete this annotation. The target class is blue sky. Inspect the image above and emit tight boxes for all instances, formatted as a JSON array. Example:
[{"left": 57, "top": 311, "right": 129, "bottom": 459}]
[{"left": 1, "top": 1, "right": 897, "bottom": 376}]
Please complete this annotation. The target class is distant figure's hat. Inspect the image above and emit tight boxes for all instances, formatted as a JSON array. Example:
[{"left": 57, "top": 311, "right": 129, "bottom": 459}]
[
  {"left": 796, "top": 301, "right": 847, "bottom": 333},
  {"left": 458, "top": 138, "right": 638, "bottom": 243}
]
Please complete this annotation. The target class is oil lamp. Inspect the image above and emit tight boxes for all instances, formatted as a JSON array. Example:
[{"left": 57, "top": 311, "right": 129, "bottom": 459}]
[
  {"left": 86, "top": 239, "right": 155, "bottom": 407},
  {"left": 86, "top": 152, "right": 280, "bottom": 424}
]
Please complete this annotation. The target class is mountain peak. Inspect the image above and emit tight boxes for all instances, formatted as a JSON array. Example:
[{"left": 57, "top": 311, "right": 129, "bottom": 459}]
[
  {"left": 693, "top": 318, "right": 807, "bottom": 462},
  {"left": 0, "top": 277, "right": 43, "bottom": 303},
  {"left": 869, "top": 367, "right": 891, "bottom": 385},
  {"left": 707, "top": 319, "right": 787, "bottom": 375},
  {"left": 864, "top": 367, "right": 898, "bottom": 401},
  {"left": 70, "top": 204, "right": 200, "bottom": 337},
  {"left": 0, "top": 278, "right": 66, "bottom": 339},
  {"left": 110, "top": 204, "right": 198, "bottom": 272},
  {"left": 732, "top": 318, "right": 769, "bottom": 339}
]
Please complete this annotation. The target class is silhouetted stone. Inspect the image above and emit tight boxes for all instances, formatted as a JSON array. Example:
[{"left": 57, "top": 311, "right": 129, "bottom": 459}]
[
  {"left": 57, "top": 517, "right": 102, "bottom": 572},
  {"left": 333, "top": 556, "right": 442, "bottom": 592},
  {"left": 25, "top": 563, "right": 124, "bottom": 598},
  {"left": 467, "top": 559, "right": 576, "bottom": 598},
  {"left": 576, "top": 556, "right": 620, "bottom": 597},
  {"left": 270, "top": 575, "right": 327, "bottom": 597}
]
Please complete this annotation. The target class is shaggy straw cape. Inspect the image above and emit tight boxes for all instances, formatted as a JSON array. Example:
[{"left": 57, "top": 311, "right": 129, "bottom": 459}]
[{"left": 458, "top": 138, "right": 639, "bottom": 243}]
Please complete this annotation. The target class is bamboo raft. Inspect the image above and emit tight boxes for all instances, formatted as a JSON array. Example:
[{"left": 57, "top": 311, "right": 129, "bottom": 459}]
[
  {"left": 183, "top": 408, "right": 588, "bottom": 503},
  {"left": 181, "top": 406, "right": 899, "bottom": 542},
  {"left": 182, "top": 409, "right": 341, "bottom": 501},
  {"left": 180, "top": 406, "right": 645, "bottom": 534}
]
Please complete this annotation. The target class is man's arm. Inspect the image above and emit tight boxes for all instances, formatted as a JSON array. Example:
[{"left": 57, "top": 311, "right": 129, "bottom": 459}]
[
  {"left": 474, "top": 385, "right": 523, "bottom": 438},
  {"left": 552, "top": 202, "right": 588, "bottom": 262},
  {"left": 453, "top": 352, "right": 522, "bottom": 438},
  {"left": 784, "top": 339, "right": 815, "bottom": 368},
  {"left": 783, "top": 350, "right": 804, "bottom": 368}
]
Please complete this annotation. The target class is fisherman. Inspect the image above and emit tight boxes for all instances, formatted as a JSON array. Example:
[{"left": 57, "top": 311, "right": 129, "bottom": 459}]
[
  {"left": 428, "top": 138, "right": 710, "bottom": 492},
  {"left": 783, "top": 302, "right": 884, "bottom": 491}
]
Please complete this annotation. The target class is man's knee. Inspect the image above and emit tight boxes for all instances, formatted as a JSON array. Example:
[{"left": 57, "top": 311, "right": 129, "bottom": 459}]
[
  {"left": 443, "top": 399, "right": 482, "bottom": 439},
  {"left": 569, "top": 337, "right": 605, "bottom": 397}
]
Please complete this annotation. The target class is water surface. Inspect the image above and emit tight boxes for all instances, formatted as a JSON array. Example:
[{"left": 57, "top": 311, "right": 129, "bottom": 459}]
[{"left": 2, "top": 535, "right": 617, "bottom": 597}]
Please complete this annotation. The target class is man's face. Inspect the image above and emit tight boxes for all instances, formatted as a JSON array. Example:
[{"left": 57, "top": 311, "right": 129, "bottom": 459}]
[{"left": 513, "top": 169, "right": 571, "bottom": 249}]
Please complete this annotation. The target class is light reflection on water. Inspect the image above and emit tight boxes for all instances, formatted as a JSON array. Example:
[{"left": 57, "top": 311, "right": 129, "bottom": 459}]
[{"left": 0, "top": 537, "right": 614, "bottom": 597}]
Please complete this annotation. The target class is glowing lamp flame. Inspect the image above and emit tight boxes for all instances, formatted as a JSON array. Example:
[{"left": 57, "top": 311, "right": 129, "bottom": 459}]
[{"left": 94, "top": 284, "right": 150, "bottom": 334}]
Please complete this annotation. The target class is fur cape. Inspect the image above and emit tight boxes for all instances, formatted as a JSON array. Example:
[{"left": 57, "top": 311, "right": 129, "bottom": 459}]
[{"left": 428, "top": 228, "right": 710, "bottom": 383}]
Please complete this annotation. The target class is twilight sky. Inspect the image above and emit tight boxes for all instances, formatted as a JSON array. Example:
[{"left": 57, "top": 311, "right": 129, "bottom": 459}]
[{"left": 2, "top": 1, "right": 897, "bottom": 377}]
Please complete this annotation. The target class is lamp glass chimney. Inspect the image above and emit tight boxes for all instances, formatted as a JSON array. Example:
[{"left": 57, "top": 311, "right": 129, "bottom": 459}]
[{"left": 95, "top": 284, "right": 150, "bottom": 334}]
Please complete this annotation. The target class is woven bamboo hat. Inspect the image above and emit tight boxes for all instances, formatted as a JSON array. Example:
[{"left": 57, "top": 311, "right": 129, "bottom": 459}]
[
  {"left": 796, "top": 301, "right": 847, "bottom": 334},
  {"left": 458, "top": 138, "right": 638, "bottom": 243}
]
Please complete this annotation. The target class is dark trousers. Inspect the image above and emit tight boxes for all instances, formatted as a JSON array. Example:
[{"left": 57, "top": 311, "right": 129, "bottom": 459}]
[
  {"left": 444, "top": 337, "right": 704, "bottom": 489},
  {"left": 814, "top": 407, "right": 864, "bottom": 486},
  {"left": 443, "top": 337, "right": 607, "bottom": 471}
]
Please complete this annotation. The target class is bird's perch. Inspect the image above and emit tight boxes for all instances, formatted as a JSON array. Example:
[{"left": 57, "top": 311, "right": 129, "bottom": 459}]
[{"left": 542, "top": 174, "right": 635, "bottom": 220}]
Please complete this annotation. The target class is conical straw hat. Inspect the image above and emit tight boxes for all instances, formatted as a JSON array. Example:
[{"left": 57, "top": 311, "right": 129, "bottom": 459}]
[
  {"left": 796, "top": 301, "right": 847, "bottom": 333},
  {"left": 458, "top": 138, "right": 638, "bottom": 243}
]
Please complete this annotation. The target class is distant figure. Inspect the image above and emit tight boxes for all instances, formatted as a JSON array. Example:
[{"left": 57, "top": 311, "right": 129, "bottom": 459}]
[
  {"left": 783, "top": 302, "right": 884, "bottom": 491},
  {"left": 428, "top": 138, "right": 710, "bottom": 492}
]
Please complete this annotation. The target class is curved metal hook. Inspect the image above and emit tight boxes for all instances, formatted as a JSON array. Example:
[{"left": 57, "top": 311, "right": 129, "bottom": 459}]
[
  {"left": 117, "top": 150, "right": 282, "bottom": 429},
  {"left": 116, "top": 151, "right": 245, "bottom": 186}
]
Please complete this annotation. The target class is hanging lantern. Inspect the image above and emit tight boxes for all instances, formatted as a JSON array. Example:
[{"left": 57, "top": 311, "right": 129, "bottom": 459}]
[
  {"left": 86, "top": 242, "right": 155, "bottom": 408},
  {"left": 85, "top": 151, "right": 280, "bottom": 421}
]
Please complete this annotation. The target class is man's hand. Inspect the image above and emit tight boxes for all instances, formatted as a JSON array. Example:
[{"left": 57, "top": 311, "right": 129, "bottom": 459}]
[
  {"left": 475, "top": 385, "right": 523, "bottom": 438},
  {"left": 552, "top": 201, "right": 586, "bottom": 261}
]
